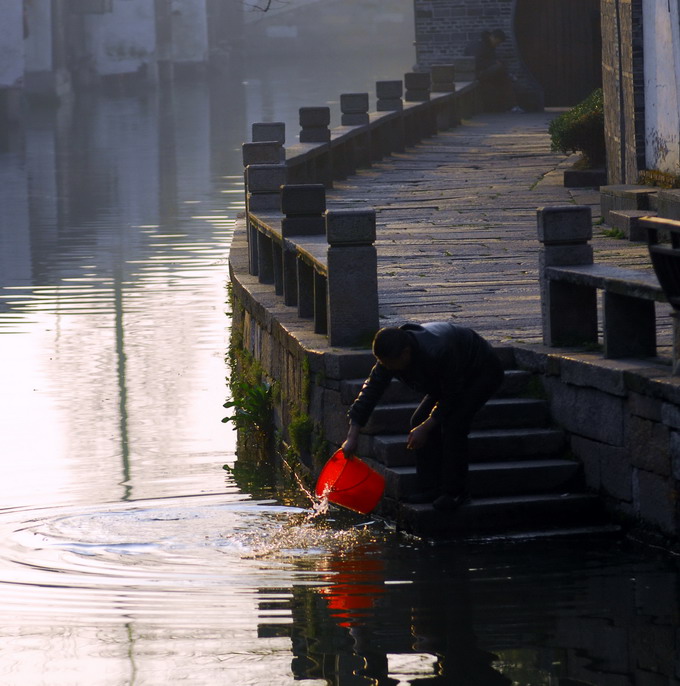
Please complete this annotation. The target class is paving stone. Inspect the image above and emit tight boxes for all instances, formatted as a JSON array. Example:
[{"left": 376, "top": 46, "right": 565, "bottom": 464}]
[{"left": 324, "top": 112, "right": 655, "bottom": 347}]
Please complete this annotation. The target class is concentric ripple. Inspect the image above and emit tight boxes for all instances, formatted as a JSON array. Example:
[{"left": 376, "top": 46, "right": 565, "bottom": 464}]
[{"left": 0, "top": 495, "right": 388, "bottom": 628}]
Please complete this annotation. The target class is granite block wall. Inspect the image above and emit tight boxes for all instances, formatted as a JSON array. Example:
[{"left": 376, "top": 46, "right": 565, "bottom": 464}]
[
  {"left": 515, "top": 345, "right": 680, "bottom": 542},
  {"left": 413, "top": 0, "right": 526, "bottom": 85}
]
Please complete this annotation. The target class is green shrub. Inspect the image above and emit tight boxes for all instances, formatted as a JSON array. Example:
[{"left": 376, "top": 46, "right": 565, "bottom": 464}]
[
  {"left": 549, "top": 88, "right": 605, "bottom": 167},
  {"left": 223, "top": 380, "right": 273, "bottom": 434}
]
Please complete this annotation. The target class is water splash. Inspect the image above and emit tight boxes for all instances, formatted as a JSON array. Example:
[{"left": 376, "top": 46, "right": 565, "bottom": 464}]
[
  {"left": 279, "top": 452, "right": 332, "bottom": 521},
  {"left": 234, "top": 507, "right": 385, "bottom": 561},
  {"left": 309, "top": 488, "right": 330, "bottom": 518}
]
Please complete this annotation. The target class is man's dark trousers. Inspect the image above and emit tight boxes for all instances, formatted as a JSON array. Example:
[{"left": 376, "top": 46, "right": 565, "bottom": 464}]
[{"left": 410, "top": 360, "right": 504, "bottom": 496}]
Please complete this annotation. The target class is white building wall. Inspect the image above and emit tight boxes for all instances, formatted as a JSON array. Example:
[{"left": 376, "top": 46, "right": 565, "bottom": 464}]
[
  {"left": 643, "top": 0, "right": 680, "bottom": 174},
  {"left": 0, "top": 1, "right": 24, "bottom": 88},
  {"left": 171, "top": 0, "right": 208, "bottom": 66},
  {"left": 85, "top": 0, "right": 157, "bottom": 77}
]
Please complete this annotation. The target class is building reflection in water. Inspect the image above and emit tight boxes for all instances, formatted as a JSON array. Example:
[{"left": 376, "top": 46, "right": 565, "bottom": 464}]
[
  {"left": 0, "top": 75, "right": 245, "bottom": 509},
  {"left": 247, "top": 502, "right": 680, "bottom": 686}
]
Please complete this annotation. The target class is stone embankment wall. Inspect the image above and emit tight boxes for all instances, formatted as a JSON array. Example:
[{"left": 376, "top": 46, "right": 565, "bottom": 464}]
[
  {"left": 414, "top": 0, "right": 515, "bottom": 69},
  {"left": 232, "top": 71, "right": 680, "bottom": 544},
  {"left": 233, "top": 234, "right": 680, "bottom": 542},
  {"left": 515, "top": 344, "right": 680, "bottom": 542},
  {"left": 229, "top": 257, "right": 373, "bottom": 468}
]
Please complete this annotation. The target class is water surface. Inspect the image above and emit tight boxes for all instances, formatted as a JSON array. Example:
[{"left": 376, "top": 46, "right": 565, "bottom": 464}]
[{"left": 1, "top": 47, "right": 679, "bottom": 686}]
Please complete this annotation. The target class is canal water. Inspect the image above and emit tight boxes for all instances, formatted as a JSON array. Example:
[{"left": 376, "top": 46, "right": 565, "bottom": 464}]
[{"left": 1, "top": 46, "right": 680, "bottom": 686}]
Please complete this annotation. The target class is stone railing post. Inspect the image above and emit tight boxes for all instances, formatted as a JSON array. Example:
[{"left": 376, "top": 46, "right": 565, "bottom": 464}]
[
  {"left": 453, "top": 56, "right": 479, "bottom": 117},
  {"left": 376, "top": 80, "right": 404, "bottom": 154},
  {"left": 340, "top": 93, "right": 369, "bottom": 126},
  {"left": 245, "top": 163, "right": 286, "bottom": 212},
  {"left": 404, "top": 72, "right": 433, "bottom": 144},
  {"left": 280, "top": 184, "right": 326, "bottom": 309},
  {"left": 298, "top": 106, "right": 332, "bottom": 188},
  {"left": 332, "top": 93, "right": 371, "bottom": 179},
  {"left": 299, "top": 106, "right": 331, "bottom": 143},
  {"left": 430, "top": 65, "right": 456, "bottom": 93},
  {"left": 376, "top": 80, "right": 403, "bottom": 112},
  {"left": 340, "top": 92, "right": 371, "bottom": 169},
  {"left": 326, "top": 209, "right": 379, "bottom": 347},
  {"left": 245, "top": 163, "right": 287, "bottom": 286},
  {"left": 404, "top": 72, "right": 431, "bottom": 102},
  {"left": 537, "top": 206, "right": 596, "bottom": 347},
  {"left": 430, "top": 65, "right": 459, "bottom": 130},
  {"left": 242, "top": 140, "right": 284, "bottom": 275},
  {"left": 252, "top": 122, "right": 285, "bottom": 161}
]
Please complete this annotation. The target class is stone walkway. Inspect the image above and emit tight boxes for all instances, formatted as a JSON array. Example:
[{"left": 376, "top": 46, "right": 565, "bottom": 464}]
[{"left": 327, "top": 111, "right": 654, "bottom": 347}]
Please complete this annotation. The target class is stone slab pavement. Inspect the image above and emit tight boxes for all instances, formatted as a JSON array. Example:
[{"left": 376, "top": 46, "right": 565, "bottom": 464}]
[{"left": 327, "top": 111, "right": 658, "bottom": 347}]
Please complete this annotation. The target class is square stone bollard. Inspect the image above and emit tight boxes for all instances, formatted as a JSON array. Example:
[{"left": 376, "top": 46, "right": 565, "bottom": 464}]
[
  {"left": 340, "top": 93, "right": 370, "bottom": 126},
  {"left": 376, "top": 80, "right": 403, "bottom": 111},
  {"left": 245, "top": 163, "right": 287, "bottom": 211},
  {"left": 430, "top": 65, "right": 456, "bottom": 92},
  {"left": 242, "top": 141, "right": 282, "bottom": 167},
  {"left": 252, "top": 121, "right": 285, "bottom": 145},
  {"left": 537, "top": 205, "right": 593, "bottom": 245},
  {"left": 537, "top": 206, "right": 597, "bottom": 347},
  {"left": 246, "top": 163, "right": 287, "bottom": 194},
  {"left": 281, "top": 184, "right": 327, "bottom": 307},
  {"left": 299, "top": 107, "right": 331, "bottom": 143},
  {"left": 281, "top": 184, "right": 326, "bottom": 220},
  {"left": 245, "top": 164, "right": 287, "bottom": 288},
  {"left": 325, "top": 207, "right": 376, "bottom": 245},
  {"left": 281, "top": 184, "right": 326, "bottom": 237},
  {"left": 404, "top": 72, "right": 431, "bottom": 102},
  {"left": 252, "top": 122, "right": 285, "bottom": 162},
  {"left": 242, "top": 141, "right": 285, "bottom": 275},
  {"left": 325, "top": 209, "right": 379, "bottom": 347}
]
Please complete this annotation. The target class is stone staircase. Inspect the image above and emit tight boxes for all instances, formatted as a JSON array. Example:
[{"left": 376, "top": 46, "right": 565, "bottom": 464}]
[{"left": 340, "top": 349, "right": 617, "bottom": 540}]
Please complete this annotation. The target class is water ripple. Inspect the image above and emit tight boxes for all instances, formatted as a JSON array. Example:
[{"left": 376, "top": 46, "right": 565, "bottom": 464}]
[{"left": 0, "top": 495, "right": 387, "bottom": 628}]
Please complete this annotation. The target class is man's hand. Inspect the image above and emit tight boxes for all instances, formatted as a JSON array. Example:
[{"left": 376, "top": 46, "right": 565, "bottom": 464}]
[
  {"left": 407, "top": 418, "right": 436, "bottom": 451},
  {"left": 341, "top": 422, "right": 361, "bottom": 458}
]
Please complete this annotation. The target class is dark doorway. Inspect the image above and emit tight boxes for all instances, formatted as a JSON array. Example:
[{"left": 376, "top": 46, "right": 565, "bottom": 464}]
[{"left": 514, "top": 0, "right": 602, "bottom": 107}]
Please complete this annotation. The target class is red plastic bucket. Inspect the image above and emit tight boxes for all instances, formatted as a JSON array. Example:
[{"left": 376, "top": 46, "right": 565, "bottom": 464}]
[{"left": 315, "top": 449, "right": 385, "bottom": 514}]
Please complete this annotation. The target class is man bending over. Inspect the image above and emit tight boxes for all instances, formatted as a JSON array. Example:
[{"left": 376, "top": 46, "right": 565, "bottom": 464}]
[{"left": 342, "top": 322, "right": 504, "bottom": 511}]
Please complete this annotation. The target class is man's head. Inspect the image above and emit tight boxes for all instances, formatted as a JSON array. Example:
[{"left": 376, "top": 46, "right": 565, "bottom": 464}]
[
  {"left": 490, "top": 29, "right": 506, "bottom": 47},
  {"left": 372, "top": 327, "right": 412, "bottom": 371}
]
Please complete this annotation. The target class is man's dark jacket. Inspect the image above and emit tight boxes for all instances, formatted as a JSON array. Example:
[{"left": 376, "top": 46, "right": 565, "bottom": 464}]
[
  {"left": 348, "top": 322, "right": 499, "bottom": 427},
  {"left": 464, "top": 32, "right": 498, "bottom": 75}
]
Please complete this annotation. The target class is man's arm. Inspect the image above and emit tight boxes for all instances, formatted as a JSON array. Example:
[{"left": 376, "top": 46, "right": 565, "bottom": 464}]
[
  {"left": 342, "top": 363, "right": 393, "bottom": 456},
  {"left": 407, "top": 414, "right": 438, "bottom": 450},
  {"left": 341, "top": 422, "right": 362, "bottom": 457}
]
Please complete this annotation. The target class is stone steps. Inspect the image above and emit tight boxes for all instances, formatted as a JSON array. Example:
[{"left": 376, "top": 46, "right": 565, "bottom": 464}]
[
  {"left": 373, "top": 426, "right": 566, "bottom": 467},
  {"left": 607, "top": 209, "right": 657, "bottom": 241},
  {"left": 342, "top": 363, "right": 617, "bottom": 540},
  {"left": 376, "top": 457, "right": 582, "bottom": 500},
  {"left": 387, "top": 492, "right": 608, "bottom": 539},
  {"left": 363, "top": 397, "right": 548, "bottom": 435},
  {"left": 340, "top": 368, "right": 532, "bottom": 404}
]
